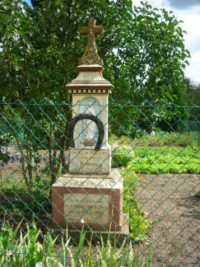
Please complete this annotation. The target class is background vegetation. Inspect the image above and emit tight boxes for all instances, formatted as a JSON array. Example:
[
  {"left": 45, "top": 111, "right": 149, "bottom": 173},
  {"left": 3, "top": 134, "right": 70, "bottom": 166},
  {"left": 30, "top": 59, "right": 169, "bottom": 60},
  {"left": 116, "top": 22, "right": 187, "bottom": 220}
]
[
  {"left": 0, "top": 0, "right": 199, "bottom": 264},
  {"left": 1, "top": 0, "right": 198, "bottom": 183}
]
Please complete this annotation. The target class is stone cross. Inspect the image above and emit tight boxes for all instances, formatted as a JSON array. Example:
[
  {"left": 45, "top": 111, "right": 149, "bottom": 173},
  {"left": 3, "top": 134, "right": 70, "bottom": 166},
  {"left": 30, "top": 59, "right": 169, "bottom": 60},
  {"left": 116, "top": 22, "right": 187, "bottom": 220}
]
[
  {"left": 79, "top": 18, "right": 104, "bottom": 65},
  {"left": 79, "top": 17, "right": 104, "bottom": 47}
]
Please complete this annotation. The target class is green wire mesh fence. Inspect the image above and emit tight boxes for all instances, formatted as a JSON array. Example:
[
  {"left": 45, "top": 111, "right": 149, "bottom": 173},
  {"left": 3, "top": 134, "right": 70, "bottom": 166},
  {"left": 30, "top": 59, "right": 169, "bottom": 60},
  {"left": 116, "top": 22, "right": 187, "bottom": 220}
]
[{"left": 0, "top": 99, "right": 200, "bottom": 266}]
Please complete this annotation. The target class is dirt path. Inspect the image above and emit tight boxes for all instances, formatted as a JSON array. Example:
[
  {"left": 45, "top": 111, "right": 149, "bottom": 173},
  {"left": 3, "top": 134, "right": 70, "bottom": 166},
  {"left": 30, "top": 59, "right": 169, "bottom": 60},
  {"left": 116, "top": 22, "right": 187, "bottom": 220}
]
[{"left": 136, "top": 174, "right": 200, "bottom": 267}]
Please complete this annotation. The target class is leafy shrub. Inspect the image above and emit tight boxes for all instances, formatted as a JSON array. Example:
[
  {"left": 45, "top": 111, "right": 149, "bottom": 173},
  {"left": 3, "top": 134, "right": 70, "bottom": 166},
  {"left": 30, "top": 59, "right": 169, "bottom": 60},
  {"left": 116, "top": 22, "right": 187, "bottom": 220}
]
[{"left": 112, "top": 146, "right": 135, "bottom": 167}]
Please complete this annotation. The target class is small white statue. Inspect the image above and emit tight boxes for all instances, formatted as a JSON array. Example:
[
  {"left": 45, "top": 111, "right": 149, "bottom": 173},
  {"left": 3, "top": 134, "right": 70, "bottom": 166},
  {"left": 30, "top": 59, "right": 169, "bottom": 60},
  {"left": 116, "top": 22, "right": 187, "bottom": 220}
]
[{"left": 83, "top": 103, "right": 97, "bottom": 146}]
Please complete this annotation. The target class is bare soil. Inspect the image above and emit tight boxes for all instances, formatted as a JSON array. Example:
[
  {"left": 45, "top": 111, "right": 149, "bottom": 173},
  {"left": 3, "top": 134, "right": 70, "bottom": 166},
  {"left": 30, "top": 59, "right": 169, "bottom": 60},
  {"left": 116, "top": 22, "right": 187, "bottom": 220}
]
[{"left": 136, "top": 174, "right": 200, "bottom": 267}]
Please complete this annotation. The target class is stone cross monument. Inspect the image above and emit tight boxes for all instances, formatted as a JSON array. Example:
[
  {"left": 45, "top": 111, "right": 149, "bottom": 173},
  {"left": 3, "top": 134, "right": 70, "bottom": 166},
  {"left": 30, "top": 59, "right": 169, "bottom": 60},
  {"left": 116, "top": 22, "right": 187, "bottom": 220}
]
[
  {"left": 79, "top": 17, "right": 103, "bottom": 65},
  {"left": 52, "top": 18, "right": 128, "bottom": 236}
]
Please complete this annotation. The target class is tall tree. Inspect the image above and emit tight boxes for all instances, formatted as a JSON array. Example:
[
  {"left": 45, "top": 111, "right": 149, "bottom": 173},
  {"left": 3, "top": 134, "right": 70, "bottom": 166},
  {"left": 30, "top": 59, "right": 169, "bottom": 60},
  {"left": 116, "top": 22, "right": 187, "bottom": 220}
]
[
  {"left": 0, "top": 0, "right": 190, "bottom": 138},
  {"left": 185, "top": 78, "right": 200, "bottom": 121},
  {"left": 0, "top": 0, "right": 190, "bottom": 190},
  {"left": 1, "top": 0, "right": 189, "bottom": 106}
]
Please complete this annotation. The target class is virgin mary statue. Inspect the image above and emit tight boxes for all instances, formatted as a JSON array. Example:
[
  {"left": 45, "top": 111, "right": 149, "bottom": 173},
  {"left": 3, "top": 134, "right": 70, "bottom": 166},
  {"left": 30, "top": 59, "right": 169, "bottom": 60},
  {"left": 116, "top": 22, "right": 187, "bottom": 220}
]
[{"left": 83, "top": 104, "right": 97, "bottom": 146}]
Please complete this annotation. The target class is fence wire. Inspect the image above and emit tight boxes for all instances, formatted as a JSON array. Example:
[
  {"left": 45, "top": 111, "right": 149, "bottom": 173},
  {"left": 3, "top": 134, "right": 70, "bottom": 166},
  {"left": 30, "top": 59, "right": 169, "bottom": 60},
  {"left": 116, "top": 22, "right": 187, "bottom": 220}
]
[{"left": 0, "top": 100, "right": 200, "bottom": 266}]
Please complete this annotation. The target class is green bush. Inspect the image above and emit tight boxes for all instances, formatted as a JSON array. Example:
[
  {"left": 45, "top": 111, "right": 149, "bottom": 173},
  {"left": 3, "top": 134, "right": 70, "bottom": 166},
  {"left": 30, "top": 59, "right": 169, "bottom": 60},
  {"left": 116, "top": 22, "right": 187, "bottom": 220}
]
[{"left": 112, "top": 146, "right": 135, "bottom": 167}]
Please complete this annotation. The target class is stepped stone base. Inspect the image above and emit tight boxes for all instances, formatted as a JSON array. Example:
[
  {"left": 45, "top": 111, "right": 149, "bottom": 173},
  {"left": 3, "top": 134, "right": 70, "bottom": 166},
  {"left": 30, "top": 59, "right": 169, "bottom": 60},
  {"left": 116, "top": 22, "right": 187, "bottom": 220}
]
[
  {"left": 53, "top": 220, "right": 129, "bottom": 245},
  {"left": 52, "top": 169, "right": 129, "bottom": 232}
]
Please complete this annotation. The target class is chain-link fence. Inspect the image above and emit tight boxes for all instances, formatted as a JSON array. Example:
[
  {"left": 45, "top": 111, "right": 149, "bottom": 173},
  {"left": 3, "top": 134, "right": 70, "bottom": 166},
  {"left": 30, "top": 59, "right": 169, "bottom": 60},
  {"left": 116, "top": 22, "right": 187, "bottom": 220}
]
[{"left": 0, "top": 100, "right": 200, "bottom": 266}]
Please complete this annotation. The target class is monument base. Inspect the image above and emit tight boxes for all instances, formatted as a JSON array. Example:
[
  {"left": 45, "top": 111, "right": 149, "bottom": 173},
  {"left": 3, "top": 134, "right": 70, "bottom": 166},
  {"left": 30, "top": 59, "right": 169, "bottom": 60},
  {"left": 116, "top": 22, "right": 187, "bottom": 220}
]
[
  {"left": 52, "top": 220, "right": 129, "bottom": 245},
  {"left": 52, "top": 169, "right": 129, "bottom": 233}
]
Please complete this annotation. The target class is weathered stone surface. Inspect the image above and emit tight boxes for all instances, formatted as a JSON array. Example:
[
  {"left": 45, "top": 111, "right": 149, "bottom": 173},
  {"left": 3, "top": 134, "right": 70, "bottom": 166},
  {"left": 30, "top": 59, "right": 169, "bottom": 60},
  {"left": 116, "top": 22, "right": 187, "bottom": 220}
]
[
  {"left": 64, "top": 193, "right": 110, "bottom": 224},
  {"left": 53, "top": 169, "right": 123, "bottom": 187},
  {"left": 66, "top": 65, "right": 113, "bottom": 95},
  {"left": 51, "top": 170, "right": 128, "bottom": 231},
  {"left": 69, "top": 148, "right": 111, "bottom": 174},
  {"left": 79, "top": 18, "right": 104, "bottom": 65}
]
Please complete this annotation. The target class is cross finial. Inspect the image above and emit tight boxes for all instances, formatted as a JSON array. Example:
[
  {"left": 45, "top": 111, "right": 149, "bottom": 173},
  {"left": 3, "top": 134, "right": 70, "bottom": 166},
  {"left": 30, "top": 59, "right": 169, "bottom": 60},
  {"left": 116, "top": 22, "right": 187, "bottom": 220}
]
[{"left": 79, "top": 18, "right": 104, "bottom": 65}]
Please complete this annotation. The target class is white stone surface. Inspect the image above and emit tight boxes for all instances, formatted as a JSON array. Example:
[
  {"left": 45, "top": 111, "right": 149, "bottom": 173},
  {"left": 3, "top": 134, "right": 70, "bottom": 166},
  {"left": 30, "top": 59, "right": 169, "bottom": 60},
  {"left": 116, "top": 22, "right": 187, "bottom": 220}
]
[
  {"left": 67, "top": 65, "right": 113, "bottom": 87},
  {"left": 73, "top": 69, "right": 105, "bottom": 82},
  {"left": 79, "top": 97, "right": 99, "bottom": 145},
  {"left": 69, "top": 147, "right": 111, "bottom": 174},
  {"left": 53, "top": 169, "right": 123, "bottom": 188},
  {"left": 64, "top": 193, "right": 110, "bottom": 224}
]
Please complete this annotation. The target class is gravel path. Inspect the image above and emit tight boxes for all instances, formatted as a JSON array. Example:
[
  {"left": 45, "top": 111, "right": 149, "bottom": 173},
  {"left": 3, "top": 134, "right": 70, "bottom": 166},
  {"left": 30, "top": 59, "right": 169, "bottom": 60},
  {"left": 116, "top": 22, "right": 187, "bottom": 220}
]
[{"left": 136, "top": 174, "right": 200, "bottom": 267}]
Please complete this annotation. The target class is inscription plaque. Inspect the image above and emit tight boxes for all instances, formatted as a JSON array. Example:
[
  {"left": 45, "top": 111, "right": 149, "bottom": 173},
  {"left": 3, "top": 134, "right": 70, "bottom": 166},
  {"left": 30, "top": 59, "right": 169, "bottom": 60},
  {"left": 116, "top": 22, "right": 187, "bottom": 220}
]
[
  {"left": 64, "top": 193, "right": 110, "bottom": 224},
  {"left": 69, "top": 148, "right": 111, "bottom": 174}
]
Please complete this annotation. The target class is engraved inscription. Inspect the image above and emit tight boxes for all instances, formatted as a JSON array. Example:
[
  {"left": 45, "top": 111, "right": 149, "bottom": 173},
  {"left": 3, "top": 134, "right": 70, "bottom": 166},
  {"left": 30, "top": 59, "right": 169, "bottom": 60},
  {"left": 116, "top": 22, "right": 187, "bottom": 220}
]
[
  {"left": 64, "top": 194, "right": 110, "bottom": 224},
  {"left": 79, "top": 150, "right": 106, "bottom": 173},
  {"left": 69, "top": 149, "right": 111, "bottom": 174}
]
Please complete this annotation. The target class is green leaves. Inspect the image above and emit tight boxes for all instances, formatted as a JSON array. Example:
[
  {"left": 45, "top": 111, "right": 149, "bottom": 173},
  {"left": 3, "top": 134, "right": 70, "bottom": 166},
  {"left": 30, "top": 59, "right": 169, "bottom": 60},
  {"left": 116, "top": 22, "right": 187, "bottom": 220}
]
[
  {"left": 0, "top": 222, "right": 153, "bottom": 266},
  {"left": 112, "top": 145, "right": 135, "bottom": 167},
  {"left": 129, "top": 146, "right": 200, "bottom": 174},
  {"left": 0, "top": 222, "right": 62, "bottom": 267},
  {"left": 0, "top": 0, "right": 190, "bottom": 129},
  {"left": 0, "top": 0, "right": 192, "bottom": 145}
]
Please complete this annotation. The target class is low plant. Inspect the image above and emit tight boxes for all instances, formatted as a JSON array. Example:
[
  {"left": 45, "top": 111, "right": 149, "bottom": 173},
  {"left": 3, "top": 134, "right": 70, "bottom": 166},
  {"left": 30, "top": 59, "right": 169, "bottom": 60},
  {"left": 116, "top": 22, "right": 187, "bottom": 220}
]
[
  {"left": 0, "top": 222, "right": 153, "bottom": 267},
  {"left": 111, "top": 145, "right": 151, "bottom": 241},
  {"left": 129, "top": 146, "right": 200, "bottom": 174},
  {"left": 122, "top": 166, "right": 151, "bottom": 241},
  {"left": 110, "top": 131, "right": 198, "bottom": 148},
  {"left": 134, "top": 131, "right": 195, "bottom": 147},
  {"left": 0, "top": 222, "right": 62, "bottom": 267},
  {"left": 109, "top": 134, "right": 133, "bottom": 146},
  {"left": 112, "top": 145, "right": 135, "bottom": 167},
  {"left": 85, "top": 237, "right": 153, "bottom": 267}
]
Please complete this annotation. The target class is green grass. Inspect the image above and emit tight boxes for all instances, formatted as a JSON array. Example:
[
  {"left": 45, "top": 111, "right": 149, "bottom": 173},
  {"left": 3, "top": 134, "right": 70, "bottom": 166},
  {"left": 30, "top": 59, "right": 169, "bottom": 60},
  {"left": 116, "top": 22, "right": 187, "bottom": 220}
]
[{"left": 0, "top": 222, "right": 154, "bottom": 267}]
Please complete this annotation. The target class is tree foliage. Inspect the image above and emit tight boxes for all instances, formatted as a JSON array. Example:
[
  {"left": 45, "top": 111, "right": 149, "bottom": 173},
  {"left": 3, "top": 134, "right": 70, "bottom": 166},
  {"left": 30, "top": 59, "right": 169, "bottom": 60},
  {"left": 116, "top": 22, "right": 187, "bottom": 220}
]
[
  {"left": 0, "top": 0, "right": 190, "bottom": 189},
  {"left": 184, "top": 78, "right": 200, "bottom": 120},
  {"left": 0, "top": 0, "right": 189, "bottom": 105}
]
